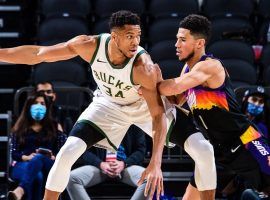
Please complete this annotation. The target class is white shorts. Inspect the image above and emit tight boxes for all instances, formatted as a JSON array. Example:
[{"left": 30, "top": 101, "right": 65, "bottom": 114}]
[{"left": 77, "top": 90, "right": 176, "bottom": 151}]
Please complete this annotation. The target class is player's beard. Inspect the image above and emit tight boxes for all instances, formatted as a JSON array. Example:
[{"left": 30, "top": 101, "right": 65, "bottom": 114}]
[
  {"left": 115, "top": 42, "right": 129, "bottom": 59},
  {"left": 180, "top": 50, "right": 195, "bottom": 63}
]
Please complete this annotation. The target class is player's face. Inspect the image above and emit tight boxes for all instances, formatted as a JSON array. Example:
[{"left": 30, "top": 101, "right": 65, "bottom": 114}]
[
  {"left": 175, "top": 28, "right": 197, "bottom": 62},
  {"left": 112, "top": 25, "right": 141, "bottom": 58}
]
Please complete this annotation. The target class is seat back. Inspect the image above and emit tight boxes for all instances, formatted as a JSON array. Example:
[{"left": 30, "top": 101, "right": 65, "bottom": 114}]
[
  {"left": 38, "top": 17, "right": 89, "bottom": 43},
  {"left": 40, "top": 0, "right": 91, "bottom": 18},
  {"left": 149, "top": 0, "right": 199, "bottom": 19},
  {"left": 33, "top": 61, "right": 88, "bottom": 86},
  {"left": 210, "top": 18, "right": 254, "bottom": 44},
  {"left": 222, "top": 59, "right": 257, "bottom": 88},
  {"left": 258, "top": 0, "right": 270, "bottom": 19},
  {"left": 202, "top": 0, "right": 254, "bottom": 19},
  {"left": 149, "top": 40, "right": 177, "bottom": 62},
  {"left": 148, "top": 18, "right": 181, "bottom": 45},
  {"left": 260, "top": 44, "right": 270, "bottom": 70},
  {"left": 207, "top": 40, "right": 255, "bottom": 65},
  {"left": 94, "top": 0, "right": 145, "bottom": 18}
]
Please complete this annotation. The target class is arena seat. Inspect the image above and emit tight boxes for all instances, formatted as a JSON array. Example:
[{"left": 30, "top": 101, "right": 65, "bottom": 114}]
[
  {"left": 148, "top": 18, "right": 181, "bottom": 45},
  {"left": 94, "top": 0, "right": 145, "bottom": 19},
  {"left": 207, "top": 40, "right": 255, "bottom": 65},
  {"left": 39, "top": 0, "right": 91, "bottom": 19},
  {"left": 222, "top": 59, "right": 257, "bottom": 88},
  {"left": 201, "top": 0, "right": 254, "bottom": 19},
  {"left": 38, "top": 17, "right": 89, "bottom": 43},
  {"left": 149, "top": 0, "right": 199, "bottom": 19}
]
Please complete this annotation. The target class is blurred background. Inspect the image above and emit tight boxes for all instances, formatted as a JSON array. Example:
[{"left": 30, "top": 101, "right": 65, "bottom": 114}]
[{"left": 0, "top": 0, "right": 270, "bottom": 199}]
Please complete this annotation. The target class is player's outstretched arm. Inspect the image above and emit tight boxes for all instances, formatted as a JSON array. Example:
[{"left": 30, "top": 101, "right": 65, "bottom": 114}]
[
  {"left": 134, "top": 53, "right": 166, "bottom": 200},
  {"left": 0, "top": 35, "right": 97, "bottom": 65},
  {"left": 158, "top": 60, "right": 223, "bottom": 96}
]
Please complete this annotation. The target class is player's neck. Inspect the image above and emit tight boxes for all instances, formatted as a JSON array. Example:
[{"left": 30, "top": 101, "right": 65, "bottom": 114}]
[
  {"left": 187, "top": 49, "right": 205, "bottom": 69},
  {"left": 108, "top": 40, "right": 127, "bottom": 66}
]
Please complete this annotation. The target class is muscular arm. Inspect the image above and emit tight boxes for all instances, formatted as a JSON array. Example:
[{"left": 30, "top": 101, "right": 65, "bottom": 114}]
[
  {"left": 158, "top": 59, "right": 225, "bottom": 96},
  {"left": 134, "top": 53, "right": 166, "bottom": 165},
  {"left": 133, "top": 53, "right": 166, "bottom": 198},
  {"left": 0, "top": 35, "right": 97, "bottom": 65}
]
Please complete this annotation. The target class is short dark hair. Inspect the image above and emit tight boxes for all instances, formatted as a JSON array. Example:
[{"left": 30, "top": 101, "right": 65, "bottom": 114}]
[
  {"left": 35, "top": 81, "right": 55, "bottom": 92},
  {"left": 179, "top": 14, "right": 211, "bottom": 44},
  {"left": 109, "top": 10, "right": 140, "bottom": 30}
]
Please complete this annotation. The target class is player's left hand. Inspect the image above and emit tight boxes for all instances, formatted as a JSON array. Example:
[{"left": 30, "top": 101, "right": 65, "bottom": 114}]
[{"left": 138, "top": 162, "right": 164, "bottom": 200}]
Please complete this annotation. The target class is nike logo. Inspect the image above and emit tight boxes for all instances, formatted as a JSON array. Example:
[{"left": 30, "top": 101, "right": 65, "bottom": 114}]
[
  {"left": 231, "top": 145, "right": 241, "bottom": 153},
  {"left": 97, "top": 58, "right": 107, "bottom": 63}
]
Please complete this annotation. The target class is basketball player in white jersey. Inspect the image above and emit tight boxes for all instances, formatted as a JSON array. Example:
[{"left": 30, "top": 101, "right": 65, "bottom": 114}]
[{"left": 0, "top": 11, "right": 215, "bottom": 200}]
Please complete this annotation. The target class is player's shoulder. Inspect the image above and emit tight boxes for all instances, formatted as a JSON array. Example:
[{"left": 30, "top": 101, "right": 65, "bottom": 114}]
[
  {"left": 133, "top": 48, "right": 151, "bottom": 67},
  {"left": 67, "top": 35, "right": 99, "bottom": 49},
  {"left": 195, "top": 57, "right": 223, "bottom": 73},
  {"left": 132, "top": 50, "right": 159, "bottom": 87}
]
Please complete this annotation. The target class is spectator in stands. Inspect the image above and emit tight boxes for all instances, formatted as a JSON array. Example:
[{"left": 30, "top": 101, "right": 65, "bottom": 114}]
[
  {"left": 230, "top": 86, "right": 270, "bottom": 200},
  {"left": 240, "top": 189, "right": 269, "bottom": 200},
  {"left": 220, "top": 175, "right": 269, "bottom": 200},
  {"left": 242, "top": 86, "right": 269, "bottom": 140},
  {"left": 34, "top": 81, "right": 64, "bottom": 132},
  {"left": 7, "top": 93, "right": 67, "bottom": 200},
  {"left": 67, "top": 126, "right": 147, "bottom": 200}
]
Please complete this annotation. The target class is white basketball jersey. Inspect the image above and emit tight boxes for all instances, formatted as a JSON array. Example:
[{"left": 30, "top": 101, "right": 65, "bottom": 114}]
[{"left": 90, "top": 34, "right": 146, "bottom": 105}]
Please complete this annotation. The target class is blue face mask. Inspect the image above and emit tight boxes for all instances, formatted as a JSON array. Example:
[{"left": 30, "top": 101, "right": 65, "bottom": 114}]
[
  {"left": 30, "top": 104, "right": 46, "bottom": 121},
  {"left": 247, "top": 102, "right": 263, "bottom": 116}
]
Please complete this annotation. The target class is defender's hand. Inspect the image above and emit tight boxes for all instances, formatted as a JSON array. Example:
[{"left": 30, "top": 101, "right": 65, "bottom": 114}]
[{"left": 138, "top": 162, "right": 164, "bottom": 200}]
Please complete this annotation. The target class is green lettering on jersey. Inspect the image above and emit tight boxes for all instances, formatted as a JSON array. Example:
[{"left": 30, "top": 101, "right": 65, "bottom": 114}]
[
  {"left": 100, "top": 72, "right": 107, "bottom": 82},
  {"left": 93, "top": 70, "right": 100, "bottom": 80},
  {"left": 115, "top": 80, "right": 124, "bottom": 89},
  {"left": 123, "top": 86, "right": 132, "bottom": 91},
  {"left": 108, "top": 75, "right": 115, "bottom": 85},
  {"left": 103, "top": 85, "right": 112, "bottom": 96},
  {"left": 115, "top": 90, "right": 124, "bottom": 98}
]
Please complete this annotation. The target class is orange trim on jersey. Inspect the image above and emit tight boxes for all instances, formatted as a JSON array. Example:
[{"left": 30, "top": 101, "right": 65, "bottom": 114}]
[
  {"left": 192, "top": 90, "right": 229, "bottom": 110},
  {"left": 240, "top": 126, "right": 261, "bottom": 144}
]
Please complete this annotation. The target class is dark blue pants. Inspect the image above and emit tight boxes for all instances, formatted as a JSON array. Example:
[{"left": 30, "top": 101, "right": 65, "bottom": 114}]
[
  {"left": 11, "top": 154, "right": 54, "bottom": 200},
  {"left": 241, "top": 189, "right": 261, "bottom": 200}
]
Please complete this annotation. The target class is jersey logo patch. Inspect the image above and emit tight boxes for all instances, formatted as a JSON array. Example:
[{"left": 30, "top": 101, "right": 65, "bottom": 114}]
[
  {"left": 97, "top": 58, "right": 107, "bottom": 63},
  {"left": 231, "top": 145, "right": 241, "bottom": 153}
]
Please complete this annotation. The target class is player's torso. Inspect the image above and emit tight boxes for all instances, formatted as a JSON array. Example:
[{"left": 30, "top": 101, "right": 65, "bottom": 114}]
[
  {"left": 184, "top": 55, "right": 254, "bottom": 143},
  {"left": 90, "top": 34, "right": 145, "bottom": 105}
]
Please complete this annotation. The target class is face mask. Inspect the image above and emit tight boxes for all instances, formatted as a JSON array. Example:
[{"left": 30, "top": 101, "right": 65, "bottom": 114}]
[
  {"left": 247, "top": 102, "right": 263, "bottom": 116},
  {"left": 30, "top": 104, "right": 46, "bottom": 121}
]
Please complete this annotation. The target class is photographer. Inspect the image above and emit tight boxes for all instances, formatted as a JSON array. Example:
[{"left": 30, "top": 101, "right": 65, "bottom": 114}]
[{"left": 7, "top": 93, "right": 67, "bottom": 200}]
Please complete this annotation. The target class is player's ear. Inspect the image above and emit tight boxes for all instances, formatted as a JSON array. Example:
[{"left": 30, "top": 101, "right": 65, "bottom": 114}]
[
  {"left": 197, "top": 38, "right": 205, "bottom": 49},
  {"left": 111, "top": 31, "right": 117, "bottom": 42}
]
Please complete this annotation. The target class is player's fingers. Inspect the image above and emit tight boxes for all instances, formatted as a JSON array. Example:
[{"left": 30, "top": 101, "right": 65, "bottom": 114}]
[
  {"left": 138, "top": 171, "right": 146, "bottom": 186},
  {"left": 156, "top": 178, "right": 162, "bottom": 200},
  {"left": 144, "top": 176, "right": 151, "bottom": 197},
  {"left": 148, "top": 177, "right": 157, "bottom": 200},
  {"left": 160, "top": 178, "right": 164, "bottom": 196}
]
